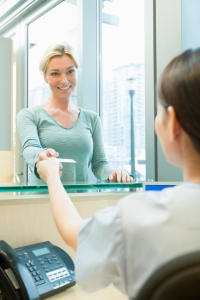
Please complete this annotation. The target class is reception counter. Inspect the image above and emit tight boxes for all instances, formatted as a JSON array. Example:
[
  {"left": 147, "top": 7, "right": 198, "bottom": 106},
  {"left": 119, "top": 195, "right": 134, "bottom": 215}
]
[{"left": 0, "top": 181, "right": 142, "bottom": 299}]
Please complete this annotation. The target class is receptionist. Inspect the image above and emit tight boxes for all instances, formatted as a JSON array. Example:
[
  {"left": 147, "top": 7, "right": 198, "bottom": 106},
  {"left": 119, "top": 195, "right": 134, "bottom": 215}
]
[
  {"left": 17, "top": 43, "right": 133, "bottom": 185},
  {"left": 37, "top": 48, "right": 200, "bottom": 298}
]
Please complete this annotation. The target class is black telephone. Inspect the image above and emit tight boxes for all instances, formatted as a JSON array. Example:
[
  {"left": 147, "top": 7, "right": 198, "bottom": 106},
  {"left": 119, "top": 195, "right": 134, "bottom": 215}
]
[{"left": 0, "top": 240, "right": 76, "bottom": 300}]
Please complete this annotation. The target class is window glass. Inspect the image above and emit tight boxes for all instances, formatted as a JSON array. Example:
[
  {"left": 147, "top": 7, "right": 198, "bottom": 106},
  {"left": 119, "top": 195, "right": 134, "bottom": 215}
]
[
  {"left": 27, "top": 1, "right": 77, "bottom": 180},
  {"left": 28, "top": 1, "right": 77, "bottom": 108},
  {"left": 101, "top": 0, "right": 145, "bottom": 181}
]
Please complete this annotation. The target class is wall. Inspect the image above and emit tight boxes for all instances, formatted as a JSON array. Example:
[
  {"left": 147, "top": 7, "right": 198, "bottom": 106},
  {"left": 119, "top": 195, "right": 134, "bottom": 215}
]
[
  {"left": 0, "top": 36, "right": 12, "bottom": 151},
  {"left": 145, "top": 0, "right": 183, "bottom": 181},
  {"left": 182, "top": 0, "right": 200, "bottom": 50},
  {"left": 156, "top": 0, "right": 183, "bottom": 181},
  {"left": 155, "top": 0, "right": 200, "bottom": 181}
]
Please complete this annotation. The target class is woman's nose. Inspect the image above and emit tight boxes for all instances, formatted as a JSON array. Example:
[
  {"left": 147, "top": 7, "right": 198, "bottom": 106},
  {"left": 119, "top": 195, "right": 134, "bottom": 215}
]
[{"left": 60, "top": 73, "right": 68, "bottom": 83}]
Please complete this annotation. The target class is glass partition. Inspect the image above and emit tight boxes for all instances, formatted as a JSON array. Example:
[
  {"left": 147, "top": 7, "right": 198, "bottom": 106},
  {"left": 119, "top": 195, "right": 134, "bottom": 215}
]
[
  {"left": 28, "top": 1, "right": 77, "bottom": 109},
  {"left": 0, "top": 0, "right": 146, "bottom": 192},
  {"left": 26, "top": 1, "right": 77, "bottom": 183},
  {"left": 0, "top": 181, "right": 143, "bottom": 194},
  {"left": 101, "top": 0, "right": 145, "bottom": 181}
]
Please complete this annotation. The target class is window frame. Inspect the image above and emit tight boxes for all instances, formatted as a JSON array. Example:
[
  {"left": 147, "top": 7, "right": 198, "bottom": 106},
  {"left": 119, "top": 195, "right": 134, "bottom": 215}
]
[{"left": 1, "top": 0, "right": 181, "bottom": 183}]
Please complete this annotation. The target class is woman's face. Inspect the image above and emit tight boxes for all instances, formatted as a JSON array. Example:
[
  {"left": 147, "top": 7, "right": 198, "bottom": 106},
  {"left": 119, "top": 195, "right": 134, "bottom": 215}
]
[{"left": 44, "top": 54, "right": 77, "bottom": 101}]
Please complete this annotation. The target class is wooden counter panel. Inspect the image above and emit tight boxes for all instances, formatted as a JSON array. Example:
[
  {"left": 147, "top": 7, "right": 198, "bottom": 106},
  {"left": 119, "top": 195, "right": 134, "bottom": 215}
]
[
  {"left": 0, "top": 192, "right": 129, "bottom": 259},
  {"left": 0, "top": 192, "right": 130, "bottom": 300}
]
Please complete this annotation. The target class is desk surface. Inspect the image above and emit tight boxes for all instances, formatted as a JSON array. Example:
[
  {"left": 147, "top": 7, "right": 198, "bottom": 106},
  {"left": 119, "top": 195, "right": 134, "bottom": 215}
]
[{"left": 47, "top": 283, "right": 127, "bottom": 300}]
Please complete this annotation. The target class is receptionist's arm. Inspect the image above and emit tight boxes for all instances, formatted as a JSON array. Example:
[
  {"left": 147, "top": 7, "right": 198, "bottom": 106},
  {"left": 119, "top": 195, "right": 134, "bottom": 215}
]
[
  {"left": 37, "top": 157, "right": 126, "bottom": 295},
  {"left": 36, "top": 158, "right": 83, "bottom": 251}
]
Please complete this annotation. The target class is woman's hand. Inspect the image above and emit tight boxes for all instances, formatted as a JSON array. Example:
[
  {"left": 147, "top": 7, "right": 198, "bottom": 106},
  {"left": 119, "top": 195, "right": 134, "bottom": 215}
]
[
  {"left": 36, "top": 148, "right": 59, "bottom": 164},
  {"left": 36, "top": 157, "right": 62, "bottom": 183},
  {"left": 108, "top": 169, "right": 134, "bottom": 183}
]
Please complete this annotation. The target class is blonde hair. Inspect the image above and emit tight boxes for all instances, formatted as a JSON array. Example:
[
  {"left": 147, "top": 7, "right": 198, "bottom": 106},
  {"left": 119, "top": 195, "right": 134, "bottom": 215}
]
[{"left": 39, "top": 43, "right": 79, "bottom": 75}]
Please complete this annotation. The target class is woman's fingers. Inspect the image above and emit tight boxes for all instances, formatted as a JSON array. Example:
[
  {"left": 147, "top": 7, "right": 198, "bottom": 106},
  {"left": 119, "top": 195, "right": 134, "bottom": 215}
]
[
  {"left": 36, "top": 149, "right": 59, "bottom": 163},
  {"left": 108, "top": 169, "right": 134, "bottom": 182}
]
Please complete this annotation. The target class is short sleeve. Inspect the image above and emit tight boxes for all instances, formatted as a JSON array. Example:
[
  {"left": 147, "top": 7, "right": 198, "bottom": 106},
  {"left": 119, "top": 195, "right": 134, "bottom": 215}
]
[{"left": 75, "top": 204, "right": 127, "bottom": 295}]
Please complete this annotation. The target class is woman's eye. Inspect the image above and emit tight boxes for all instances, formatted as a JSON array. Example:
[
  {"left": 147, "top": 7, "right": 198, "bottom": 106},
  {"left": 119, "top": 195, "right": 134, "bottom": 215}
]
[
  {"left": 68, "top": 68, "right": 76, "bottom": 75},
  {"left": 52, "top": 72, "right": 58, "bottom": 76}
]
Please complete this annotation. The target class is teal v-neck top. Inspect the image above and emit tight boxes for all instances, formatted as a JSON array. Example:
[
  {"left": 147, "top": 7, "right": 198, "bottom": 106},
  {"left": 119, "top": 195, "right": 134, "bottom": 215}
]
[{"left": 17, "top": 106, "right": 114, "bottom": 184}]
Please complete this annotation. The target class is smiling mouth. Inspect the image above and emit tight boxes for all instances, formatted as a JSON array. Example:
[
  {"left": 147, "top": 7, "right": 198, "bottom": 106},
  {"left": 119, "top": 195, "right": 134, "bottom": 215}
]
[{"left": 58, "top": 85, "right": 71, "bottom": 90}]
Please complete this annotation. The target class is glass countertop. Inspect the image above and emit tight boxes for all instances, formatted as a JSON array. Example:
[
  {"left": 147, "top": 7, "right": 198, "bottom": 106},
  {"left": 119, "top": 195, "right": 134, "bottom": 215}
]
[{"left": 0, "top": 181, "right": 143, "bottom": 193}]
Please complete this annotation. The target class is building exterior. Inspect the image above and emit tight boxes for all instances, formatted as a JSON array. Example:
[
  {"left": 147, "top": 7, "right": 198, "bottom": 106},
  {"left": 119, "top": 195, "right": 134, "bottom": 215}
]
[{"left": 102, "top": 63, "right": 145, "bottom": 179}]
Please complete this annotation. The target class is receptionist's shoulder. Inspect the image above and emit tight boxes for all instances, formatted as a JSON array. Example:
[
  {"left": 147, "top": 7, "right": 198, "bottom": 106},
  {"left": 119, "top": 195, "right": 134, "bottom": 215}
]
[{"left": 120, "top": 183, "right": 200, "bottom": 226}]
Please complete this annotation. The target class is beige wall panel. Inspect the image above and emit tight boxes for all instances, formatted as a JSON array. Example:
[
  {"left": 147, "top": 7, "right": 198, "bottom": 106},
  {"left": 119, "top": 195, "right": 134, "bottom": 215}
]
[
  {"left": 0, "top": 193, "right": 129, "bottom": 260},
  {"left": 0, "top": 36, "right": 12, "bottom": 151},
  {"left": 0, "top": 151, "right": 14, "bottom": 182}
]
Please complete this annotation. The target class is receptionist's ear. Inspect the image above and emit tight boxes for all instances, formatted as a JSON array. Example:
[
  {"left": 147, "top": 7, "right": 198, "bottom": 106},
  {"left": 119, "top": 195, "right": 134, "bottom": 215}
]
[{"left": 167, "top": 106, "right": 181, "bottom": 141}]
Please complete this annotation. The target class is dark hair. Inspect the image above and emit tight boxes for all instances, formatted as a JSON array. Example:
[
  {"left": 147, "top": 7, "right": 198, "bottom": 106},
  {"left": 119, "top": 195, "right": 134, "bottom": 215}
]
[{"left": 157, "top": 48, "right": 200, "bottom": 152}]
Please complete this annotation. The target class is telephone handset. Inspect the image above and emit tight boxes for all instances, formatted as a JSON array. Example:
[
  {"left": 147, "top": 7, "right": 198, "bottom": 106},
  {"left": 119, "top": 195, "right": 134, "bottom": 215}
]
[{"left": 0, "top": 240, "right": 76, "bottom": 300}]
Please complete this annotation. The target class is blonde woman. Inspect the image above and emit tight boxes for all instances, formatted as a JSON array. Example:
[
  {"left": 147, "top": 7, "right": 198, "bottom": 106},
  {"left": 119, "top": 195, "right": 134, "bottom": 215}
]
[{"left": 17, "top": 43, "right": 132, "bottom": 184}]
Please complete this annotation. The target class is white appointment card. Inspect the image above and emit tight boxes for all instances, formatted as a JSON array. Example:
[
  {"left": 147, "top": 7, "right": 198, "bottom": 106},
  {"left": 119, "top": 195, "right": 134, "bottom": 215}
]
[{"left": 57, "top": 158, "right": 76, "bottom": 163}]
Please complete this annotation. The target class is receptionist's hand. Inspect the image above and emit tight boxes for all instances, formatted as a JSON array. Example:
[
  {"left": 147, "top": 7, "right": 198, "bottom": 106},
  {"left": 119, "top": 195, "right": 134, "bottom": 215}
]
[
  {"left": 108, "top": 169, "right": 134, "bottom": 183},
  {"left": 36, "top": 158, "right": 63, "bottom": 183},
  {"left": 36, "top": 148, "right": 59, "bottom": 164}
]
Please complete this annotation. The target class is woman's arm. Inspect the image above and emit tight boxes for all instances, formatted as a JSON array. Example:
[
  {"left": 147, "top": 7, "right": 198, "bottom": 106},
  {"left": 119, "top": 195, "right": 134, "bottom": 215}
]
[
  {"left": 17, "top": 108, "right": 45, "bottom": 172},
  {"left": 36, "top": 158, "right": 83, "bottom": 251},
  {"left": 17, "top": 108, "right": 59, "bottom": 176},
  {"left": 91, "top": 115, "right": 115, "bottom": 179},
  {"left": 92, "top": 115, "right": 133, "bottom": 182}
]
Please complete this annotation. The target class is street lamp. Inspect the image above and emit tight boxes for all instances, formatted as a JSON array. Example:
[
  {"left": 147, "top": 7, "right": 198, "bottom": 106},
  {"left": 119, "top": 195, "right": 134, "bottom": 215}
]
[{"left": 127, "top": 77, "right": 136, "bottom": 177}]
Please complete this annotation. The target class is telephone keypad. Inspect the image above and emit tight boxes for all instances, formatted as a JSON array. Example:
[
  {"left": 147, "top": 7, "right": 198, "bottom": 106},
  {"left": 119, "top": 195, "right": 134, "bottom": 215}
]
[
  {"left": 25, "top": 262, "right": 45, "bottom": 286},
  {"left": 46, "top": 267, "right": 70, "bottom": 282},
  {"left": 25, "top": 253, "right": 74, "bottom": 288}
]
